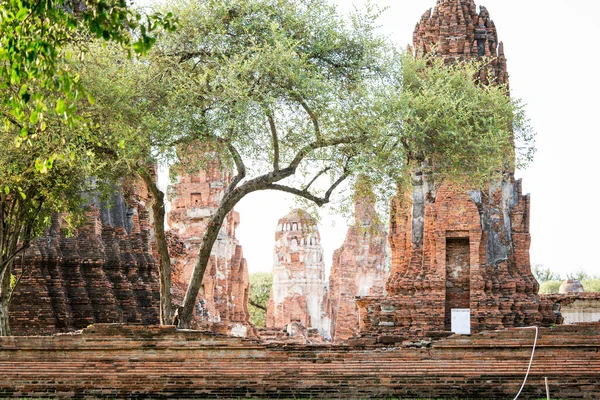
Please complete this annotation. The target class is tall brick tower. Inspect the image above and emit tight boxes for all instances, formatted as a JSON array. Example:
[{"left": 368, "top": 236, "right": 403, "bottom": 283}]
[
  {"left": 357, "top": 0, "right": 557, "bottom": 340},
  {"left": 266, "top": 209, "right": 329, "bottom": 338},
  {"left": 168, "top": 164, "right": 253, "bottom": 337}
]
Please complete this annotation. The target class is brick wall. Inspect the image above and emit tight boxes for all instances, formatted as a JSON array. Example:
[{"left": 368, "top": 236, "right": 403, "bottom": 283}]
[{"left": 0, "top": 323, "right": 598, "bottom": 399}]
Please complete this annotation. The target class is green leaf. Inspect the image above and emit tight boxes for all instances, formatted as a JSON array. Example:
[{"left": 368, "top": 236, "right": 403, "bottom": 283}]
[
  {"left": 119, "top": 139, "right": 125, "bottom": 149},
  {"left": 30, "top": 111, "right": 39, "bottom": 124},
  {"left": 56, "top": 99, "right": 66, "bottom": 114},
  {"left": 3, "top": 186, "right": 9, "bottom": 195},
  {"left": 16, "top": 7, "right": 29, "bottom": 21}
]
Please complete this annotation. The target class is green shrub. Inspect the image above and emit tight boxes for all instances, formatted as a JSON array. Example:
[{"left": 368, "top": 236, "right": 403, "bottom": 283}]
[
  {"left": 248, "top": 272, "right": 273, "bottom": 327},
  {"left": 582, "top": 279, "right": 600, "bottom": 293},
  {"left": 539, "top": 280, "right": 561, "bottom": 294}
]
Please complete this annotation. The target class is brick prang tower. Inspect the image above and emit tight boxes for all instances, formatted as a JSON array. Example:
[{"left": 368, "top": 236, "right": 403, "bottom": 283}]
[{"left": 357, "top": 0, "right": 557, "bottom": 340}]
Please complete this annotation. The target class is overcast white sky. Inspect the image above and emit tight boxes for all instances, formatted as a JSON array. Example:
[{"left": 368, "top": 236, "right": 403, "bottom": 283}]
[{"left": 236, "top": 0, "right": 600, "bottom": 278}]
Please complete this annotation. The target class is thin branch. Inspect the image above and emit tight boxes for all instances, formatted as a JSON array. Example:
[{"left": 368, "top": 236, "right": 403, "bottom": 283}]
[
  {"left": 266, "top": 170, "right": 349, "bottom": 207},
  {"left": 248, "top": 299, "right": 267, "bottom": 312},
  {"left": 1, "top": 112, "right": 22, "bottom": 130},
  {"left": 267, "top": 113, "right": 280, "bottom": 171},
  {"left": 303, "top": 167, "right": 331, "bottom": 192},
  {"left": 224, "top": 142, "right": 246, "bottom": 195},
  {"left": 7, "top": 249, "right": 27, "bottom": 304},
  {"left": 0, "top": 242, "right": 30, "bottom": 277},
  {"left": 297, "top": 98, "right": 321, "bottom": 141},
  {"left": 287, "top": 135, "right": 360, "bottom": 172}
]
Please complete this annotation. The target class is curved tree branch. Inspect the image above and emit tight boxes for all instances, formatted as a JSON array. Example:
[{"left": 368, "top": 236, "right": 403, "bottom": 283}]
[
  {"left": 266, "top": 169, "right": 349, "bottom": 207},
  {"left": 297, "top": 98, "right": 321, "bottom": 141},
  {"left": 267, "top": 113, "right": 280, "bottom": 171},
  {"left": 303, "top": 167, "right": 331, "bottom": 191},
  {"left": 224, "top": 141, "right": 246, "bottom": 195},
  {"left": 249, "top": 299, "right": 267, "bottom": 312}
]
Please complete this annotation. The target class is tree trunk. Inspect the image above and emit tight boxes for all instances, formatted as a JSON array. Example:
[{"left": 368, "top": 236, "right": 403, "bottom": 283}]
[
  {"left": 0, "top": 260, "right": 12, "bottom": 336},
  {"left": 178, "top": 192, "right": 240, "bottom": 328},
  {"left": 0, "top": 301, "right": 10, "bottom": 337},
  {"left": 139, "top": 170, "right": 173, "bottom": 325}
]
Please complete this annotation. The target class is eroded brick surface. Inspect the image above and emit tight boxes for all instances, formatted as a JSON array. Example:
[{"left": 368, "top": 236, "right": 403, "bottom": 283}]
[
  {"left": 167, "top": 165, "right": 253, "bottom": 337},
  {"left": 326, "top": 187, "right": 389, "bottom": 342},
  {"left": 0, "top": 323, "right": 598, "bottom": 399},
  {"left": 9, "top": 182, "right": 160, "bottom": 336},
  {"left": 357, "top": 0, "right": 557, "bottom": 340}
]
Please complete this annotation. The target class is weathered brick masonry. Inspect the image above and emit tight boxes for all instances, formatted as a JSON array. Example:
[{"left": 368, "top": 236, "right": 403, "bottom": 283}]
[
  {"left": 0, "top": 323, "right": 598, "bottom": 399},
  {"left": 326, "top": 185, "right": 389, "bottom": 342},
  {"left": 266, "top": 209, "right": 328, "bottom": 338},
  {"left": 357, "top": 0, "right": 557, "bottom": 340},
  {"left": 167, "top": 165, "right": 253, "bottom": 337},
  {"left": 9, "top": 182, "right": 160, "bottom": 336}
]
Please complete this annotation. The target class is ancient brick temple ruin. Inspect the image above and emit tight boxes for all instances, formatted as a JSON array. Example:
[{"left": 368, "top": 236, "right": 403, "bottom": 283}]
[
  {"left": 9, "top": 181, "right": 160, "bottom": 336},
  {"left": 266, "top": 209, "right": 329, "bottom": 338},
  {"left": 356, "top": 0, "right": 558, "bottom": 340},
  {"left": 167, "top": 166, "right": 253, "bottom": 337},
  {"left": 326, "top": 185, "right": 389, "bottom": 341},
  {"left": 8, "top": 163, "right": 253, "bottom": 337}
]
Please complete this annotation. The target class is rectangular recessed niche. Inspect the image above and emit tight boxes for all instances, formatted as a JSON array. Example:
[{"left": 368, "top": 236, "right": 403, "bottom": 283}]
[{"left": 445, "top": 238, "right": 471, "bottom": 331}]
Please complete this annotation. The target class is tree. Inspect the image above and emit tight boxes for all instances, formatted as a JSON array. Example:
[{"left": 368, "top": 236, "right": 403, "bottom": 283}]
[
  {"left": 0, "top": 98, "right": 112, "bottom": 336},
  {"left": 582, "top": 279, "right": 600, "bottom": 293},
  {"left": 539, "top": 281, "right": 561, "bottom": 294},
  {"left": 73, "top": 40, "right": 181, "bottom": 325},
  {"left": 79, "top": 0, "right": 533, "bottom": 329},
  {"left": 150, "top": 0, "right": 396, "bottom": 328},
  {"left": 0, "top": 0, "right": 174, "bottom": 335},
  {"left": 159, "top": 0, "right": 533, "bottom": 329},
  {"left": 1, "top": 0, "right": 176, "bottom": 164},
  {"left": 532, "top": 264, "right": 561, "bottom": 283},
  {"left": 248, "top": 273, "right": 273, "bottom": 327},
  {"left": 566, "top": 269, "right": 598, "bottom": 282}
]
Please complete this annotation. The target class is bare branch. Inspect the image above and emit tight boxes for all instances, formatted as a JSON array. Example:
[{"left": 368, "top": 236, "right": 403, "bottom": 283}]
[
  {"left": 224, "top": 142, "right": 246, "bottom": 194},
  {"left": 0, "top": 242, "right": 30, "bottom": 277},
  {"left": 7, "top": 250, "right": 27, "bottom": 304},
  {"left": 287, "top": 135, "right": 360, "bottom": 173},
  {"left": 297, "top": 98, "right": 321, "bottom": 141},
  {"left": 266, "top": 170, "right": 349, "bottom": 207},
  {"left": 267, "top": 113, "right": 280, "bottom": 171},
  {"left": 303, "top": 167, "right": 331, "bottom": 191},
  {"left": 1, "top": 112, "right": 22, "bottom": 130},
  {"left": 248, "top": 299, "right": 267, "bottom": 312}
]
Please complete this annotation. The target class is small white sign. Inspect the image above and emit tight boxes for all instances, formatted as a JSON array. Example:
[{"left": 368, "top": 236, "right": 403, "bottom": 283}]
[{"left": 451, "top": 308, "right": 471, "bottom": 334}]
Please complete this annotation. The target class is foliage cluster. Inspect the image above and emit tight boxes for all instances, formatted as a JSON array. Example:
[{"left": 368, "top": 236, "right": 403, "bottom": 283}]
[
  {"left": 248, "top": 272, "right": 273, "bottom": 327},
  {"left": 534, "top": 265, "right": 600, "bottom": 293},
  {"left": 1, "top": 0, "right": 538, "bottom": 331}
]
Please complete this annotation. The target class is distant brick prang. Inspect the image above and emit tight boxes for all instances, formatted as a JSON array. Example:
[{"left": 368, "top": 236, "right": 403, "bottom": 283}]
[
  {"left": 9, "top": 181, "right": 160, "bottom": 336},
  {"left": 326, "top": 185, "right": 389, "bottom": 342},
  {"left": 357, "top": 0, "right": 557, "bottom": 340},
  {"left": 167, "top": 165, "right": 253, "bottom": 338},
  {"left": 266, "top": 209, "right": 329, "bottom": 339},
  {"left": 0, "top": 323, "right": 598, "bottom": 399}
]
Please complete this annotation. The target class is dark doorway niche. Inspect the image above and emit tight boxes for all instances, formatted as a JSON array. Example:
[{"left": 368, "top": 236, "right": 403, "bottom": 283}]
[{"left": 445, "top": 238, "right": 471, "bottom": 331}]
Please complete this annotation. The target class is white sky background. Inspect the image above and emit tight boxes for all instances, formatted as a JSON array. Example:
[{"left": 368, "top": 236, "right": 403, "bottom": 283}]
[{"left": 236, "top": 0, "right": 600, "bottom": 278}]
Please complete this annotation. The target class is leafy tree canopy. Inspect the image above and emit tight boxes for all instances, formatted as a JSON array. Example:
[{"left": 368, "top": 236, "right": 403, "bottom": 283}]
[
  {"left": 76, "top": 0, "right": 536, "bottom": 328},
  {"left": 0, "top": 0, "right": 176, "bottom": 173},
  {"left": 248, "top": 272, "right": 272, "bottom": 327}
]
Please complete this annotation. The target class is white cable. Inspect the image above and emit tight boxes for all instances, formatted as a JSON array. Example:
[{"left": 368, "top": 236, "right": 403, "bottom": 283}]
[{"left": 514, "top": 326, "right": 539, "bottom": 400}]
